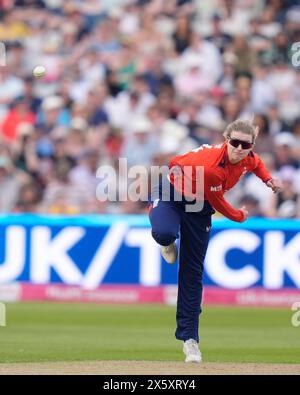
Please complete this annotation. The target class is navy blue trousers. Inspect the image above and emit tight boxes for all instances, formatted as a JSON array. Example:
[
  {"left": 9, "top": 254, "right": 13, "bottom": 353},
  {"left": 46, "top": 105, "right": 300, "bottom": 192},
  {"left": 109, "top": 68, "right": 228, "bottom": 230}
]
[{"left": 149, "top": 177, "right": 214, "bottom": 342}]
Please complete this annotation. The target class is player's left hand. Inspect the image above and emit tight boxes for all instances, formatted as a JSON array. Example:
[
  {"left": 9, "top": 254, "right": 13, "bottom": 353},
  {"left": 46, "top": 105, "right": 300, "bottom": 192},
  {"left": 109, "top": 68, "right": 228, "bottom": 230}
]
[{"left": 266, "top": 178, "right": 283, "bottom": 193}]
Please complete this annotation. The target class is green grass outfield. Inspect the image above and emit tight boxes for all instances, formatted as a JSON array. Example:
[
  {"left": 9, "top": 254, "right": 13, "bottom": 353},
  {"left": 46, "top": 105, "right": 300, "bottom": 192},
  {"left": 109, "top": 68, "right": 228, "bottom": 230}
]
[{"left": 0, "top": 302, "right": 299, "bottom": 364}]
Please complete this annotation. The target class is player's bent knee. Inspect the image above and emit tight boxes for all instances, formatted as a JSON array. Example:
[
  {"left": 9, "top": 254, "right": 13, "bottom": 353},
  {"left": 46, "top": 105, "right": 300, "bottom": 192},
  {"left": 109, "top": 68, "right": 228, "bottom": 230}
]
[{"left": 151, "top": 230, "right": 176, "bottom": 246}]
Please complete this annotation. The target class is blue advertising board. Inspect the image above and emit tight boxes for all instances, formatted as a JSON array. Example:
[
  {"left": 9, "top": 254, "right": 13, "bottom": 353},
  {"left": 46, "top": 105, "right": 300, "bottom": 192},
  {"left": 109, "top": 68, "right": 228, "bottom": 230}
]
[{"left": 0, "top": 214, "right": 299, "bottom": 290}]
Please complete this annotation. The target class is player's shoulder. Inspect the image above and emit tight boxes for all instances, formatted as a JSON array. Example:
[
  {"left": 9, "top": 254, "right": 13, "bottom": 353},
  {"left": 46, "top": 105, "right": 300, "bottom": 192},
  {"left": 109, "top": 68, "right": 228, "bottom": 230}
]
[
  {"left": 204, "top": 161, "right": 226, "bottom": 181},
  {"left": 190, "top": 142, "right": 225, "bottom": 155},
  {"left": 170, "top": 142, "right": 226, "bottom": 167},
  {"left": 203, "top": 142, "right": 224, "bottom": 151},
  {"left": 245, "top": 150, "right": 260, "bottom": 167}
]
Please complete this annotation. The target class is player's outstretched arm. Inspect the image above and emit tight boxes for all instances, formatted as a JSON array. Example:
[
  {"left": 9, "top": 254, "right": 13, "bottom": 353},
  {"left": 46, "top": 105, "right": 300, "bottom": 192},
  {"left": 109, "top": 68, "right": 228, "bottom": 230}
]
[{"left": 252, "top": 155, "right": 283, "bottom": 193}]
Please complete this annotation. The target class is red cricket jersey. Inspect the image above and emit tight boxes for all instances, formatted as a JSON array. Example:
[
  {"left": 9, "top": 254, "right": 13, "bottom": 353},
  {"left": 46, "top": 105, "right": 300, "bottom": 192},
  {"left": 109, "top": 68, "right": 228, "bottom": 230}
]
[{"left": 169, "top": 142, "right": 272, "bottom": 222}]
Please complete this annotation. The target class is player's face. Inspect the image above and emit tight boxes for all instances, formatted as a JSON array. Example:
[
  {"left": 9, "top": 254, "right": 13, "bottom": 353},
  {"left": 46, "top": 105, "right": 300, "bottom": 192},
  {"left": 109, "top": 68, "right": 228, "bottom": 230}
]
[{"left": 227, "top": 131, "right": 253, "bottom": 163}]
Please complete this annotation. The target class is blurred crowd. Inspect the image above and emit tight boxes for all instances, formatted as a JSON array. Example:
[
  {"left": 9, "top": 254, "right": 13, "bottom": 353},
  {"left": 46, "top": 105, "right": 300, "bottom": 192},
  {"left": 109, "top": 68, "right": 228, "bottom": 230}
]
[{"left": 0, "top": 0, "right": 300, "bottom": 217}]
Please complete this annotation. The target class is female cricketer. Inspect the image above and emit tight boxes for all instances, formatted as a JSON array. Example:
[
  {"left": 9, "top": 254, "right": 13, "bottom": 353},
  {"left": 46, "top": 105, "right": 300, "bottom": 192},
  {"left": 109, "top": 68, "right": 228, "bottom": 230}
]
[{"left": 148, "top": 119, "right": 282, "bottom": 363}]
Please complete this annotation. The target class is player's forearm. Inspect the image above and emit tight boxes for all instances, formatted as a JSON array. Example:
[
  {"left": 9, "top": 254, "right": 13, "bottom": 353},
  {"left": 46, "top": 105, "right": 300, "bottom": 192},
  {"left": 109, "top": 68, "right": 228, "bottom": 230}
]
[{"left": 206, "top": 193, "right": 245, "bottom": 222}]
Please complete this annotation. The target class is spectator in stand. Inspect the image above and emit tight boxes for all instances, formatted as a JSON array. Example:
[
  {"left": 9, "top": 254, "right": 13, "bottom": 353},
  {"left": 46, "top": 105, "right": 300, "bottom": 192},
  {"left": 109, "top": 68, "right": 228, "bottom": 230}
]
[
  {"left": 218, "top": 52, "right": 238, "bottom": 94},
  {"left": 253, "top": 114, "right": 274, "bottom": 155},
  {"left": 85, "top": 86, "right": 109, "bottom": 127},
  {"left": 141, "top": 52, "right": 173, "bottom": 97},
  {"left": 70, "top": 149, "right": 100, "bottom": 197},
  {"left": 23, "top": 76, "right": 42, "bottom": 113},
  {"left": 232, "top": 35, "right": 257, "bottom": 74},
  {"left": 268, "top": 60, "right": 299, "bottom": 124},
  {"left": 234, "top": 73, "right": 253, "bottom": 119},
  {"left": 273, "top": 132, "right": 299, "bottom": 170},
  {"left": 292, "top": 117, "right": 300, "bottom": 158},
  {"left": 107, "top": 74, "right": 156, "bottom": 130},
  {"left": 40, "top": 158, "right": 91, "bottom": 214},
  {"left": 206, "top": 13, "right": 232, "bottom": 54},
  {"left": 0, "top": 154, "right": 24, "bottom": 212},
  {"left": 14, "top": 181, "right": 42, "bottom": 213},
  {"left": 239, "top": 194, "right": 264, "bottom": 217},
  {"left": 265, "top": 166, "right": 300, "bottom": 218},
  {"left": 37, "top": 95, "right": 70, "bottom": 133},
  {"left": 172, "top": 12, "right": 192, "bottom": 55},
  {"left": 175, "top": 55, "right": 212, "bottom": 97},
  {"left": 181, "top": 31, "right": 222, "bottom": 86},
  {"left": 251, "top": 63, "right": 276, "bottom": 114},
  {"left": 121, "top": 116, "right": 157, "bottom": 168},
  {"left": 271, "top": 32, "right": 290, "bottom": 65},
  {"left": 1, "top": 95, "right": 35, "bottom": 143},
  {"left": 267, "top": 103, "right": 290, "bottom": 135},
  {"left": 221, "top": 94, "right": 242, "bottom": 124},
  {"left": 0, "top": 66, "right": 24, "bottom": 120}
]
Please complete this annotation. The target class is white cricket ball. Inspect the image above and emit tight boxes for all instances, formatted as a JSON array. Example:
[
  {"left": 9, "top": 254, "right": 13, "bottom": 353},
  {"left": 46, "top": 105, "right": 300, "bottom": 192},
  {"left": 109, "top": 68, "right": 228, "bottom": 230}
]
[{"left": 33, "top": 65, "right": 46, "bottom": 78}]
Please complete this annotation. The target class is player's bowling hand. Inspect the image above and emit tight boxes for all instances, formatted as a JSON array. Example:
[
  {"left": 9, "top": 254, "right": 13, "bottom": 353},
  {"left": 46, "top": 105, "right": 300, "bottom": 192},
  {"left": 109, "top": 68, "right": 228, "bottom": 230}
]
[{"left": 239, "top": 205, "right": 249, "bottom": 222}]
